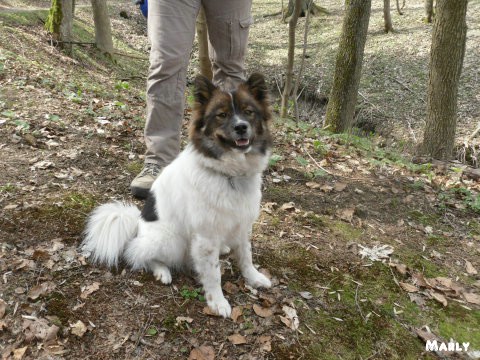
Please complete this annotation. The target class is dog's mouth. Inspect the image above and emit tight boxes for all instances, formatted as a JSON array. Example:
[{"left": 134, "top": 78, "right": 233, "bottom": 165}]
[{"left": 235, "top": 138, "right": 250, "bottom": 148}]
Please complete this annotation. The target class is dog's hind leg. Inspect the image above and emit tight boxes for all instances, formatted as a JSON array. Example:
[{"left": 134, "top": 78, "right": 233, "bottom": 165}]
[
  {"left": 191, "top": 238, "right": 231, "bottom": 318},
  {"left": 232, "top": 234, "right": 272, "bottom": 289},
  {"left": 150, "top": 261, "right": 172, "bottom": 285}
]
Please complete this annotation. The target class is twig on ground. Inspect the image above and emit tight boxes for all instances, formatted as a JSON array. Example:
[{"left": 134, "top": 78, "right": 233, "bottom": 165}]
[
  {"left": 114, "top": 51, "right": 149, "bottom": 60},
  {"left": 302, "top": 146, "right": 335, "bottom": 176},
  {"left": 354, "top": 283, "right": 365, "bottom": 322},
  {"left": 387, "top": 75, "right": 426, "bottom": 103}
]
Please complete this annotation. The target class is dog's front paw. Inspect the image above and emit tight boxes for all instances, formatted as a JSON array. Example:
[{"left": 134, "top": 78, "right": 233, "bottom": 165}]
[
  {"left": 246, "top": 270, "right": 272, "bottom": 289},
  {"left": 207, "top": 296, "right": 232, "bottom": 318},
  {"left": 152, "top": 265, "right": 172, "bottom": 285}
]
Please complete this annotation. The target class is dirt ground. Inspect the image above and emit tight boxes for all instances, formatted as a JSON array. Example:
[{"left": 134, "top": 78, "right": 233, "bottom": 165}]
[{"left": 0, "top": 1, "right": 479, "bottom": 359}]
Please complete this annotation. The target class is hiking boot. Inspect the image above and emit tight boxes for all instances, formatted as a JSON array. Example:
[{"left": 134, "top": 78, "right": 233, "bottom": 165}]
[{"left": 130, "top": 163, "right": 162, "bottom": 199}]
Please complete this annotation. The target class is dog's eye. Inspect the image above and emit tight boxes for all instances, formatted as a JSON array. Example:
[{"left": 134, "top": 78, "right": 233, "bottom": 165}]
[
  {"left": 217, "top": 112, "right": 227, "bottom": 118},
  {"left": 244, "top": 109, "right": 254, "bottom": 116}
]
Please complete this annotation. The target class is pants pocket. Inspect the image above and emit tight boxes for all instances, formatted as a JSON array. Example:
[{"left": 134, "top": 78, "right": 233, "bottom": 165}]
[{"left": 231, "top": 15, "right": 254, "bottom": 58}]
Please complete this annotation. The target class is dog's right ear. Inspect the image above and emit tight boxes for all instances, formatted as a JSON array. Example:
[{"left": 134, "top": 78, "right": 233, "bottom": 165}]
[{"left": 194, "top": 75, "right": 216, "bottom": 105}]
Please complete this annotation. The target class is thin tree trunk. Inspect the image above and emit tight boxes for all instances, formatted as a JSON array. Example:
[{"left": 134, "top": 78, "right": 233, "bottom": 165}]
[
  {"left": 280, "top": 0, "right": 302, "bottom": 118},
  {"left": 91, "top": 0, "right": 114, "bottom": 57},
  {"left": 384, "top": 0, "right": 393, "bottom": 32},
  {"left": 324, "top": 0, "right": 372, "bottom": 133},
  {"left": 425, "top": 0, "right": 434, "bottom": 23},
  {"left": 60, "top": 0, "right": 73, "bottom": 54},
  {"left": 292, "top": 0, "right": 312, "bottom": 121},
  {"left": 196, "top": 7, "right": 212, "bottom": 80},
  {"left": 422, "top": 0, "right": 468, "bottom": 160},
  {"left": 45, "top": 0, "right": 62, "bottom": 40}
]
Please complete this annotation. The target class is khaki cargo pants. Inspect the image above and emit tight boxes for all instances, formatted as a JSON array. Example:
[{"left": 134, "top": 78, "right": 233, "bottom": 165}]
[{"left": 144, "top": 0, "right": 253, "bottom": 166}]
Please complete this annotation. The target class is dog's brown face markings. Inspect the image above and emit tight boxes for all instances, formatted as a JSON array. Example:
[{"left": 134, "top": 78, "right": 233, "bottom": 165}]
[{"left": 190, "top": 73, "right": 272, "bottom": 160}]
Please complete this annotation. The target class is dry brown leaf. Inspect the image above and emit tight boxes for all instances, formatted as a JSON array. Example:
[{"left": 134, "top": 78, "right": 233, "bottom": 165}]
[
  {"left": 262, "top": 202, "right": 277, "bottom": 214},
  {"left": 222, "top": 281, "right": 239, "bottom": 295},
  {"left": 465, "top": 260, "right": 478, "bottom": 275},
  {"left": 202, "top": 306, "right": 217, "bottom": 316},
  {"left": 259, "top": 293, "right": 276, "bottom": 308},
  {"left": 23, "top": 318, "right": 59, "bottom": 342},
  {"left": 429, "top": 291, "right": 448, "bottom": 307},
  {"left": 390, "top": 263, "right": 407, "bottom": 275},
  {"left": 337, "top": 207, "right": 355, "bottom": 222},
  {"left": 230, "top": 306, "right": 243, "bottom": 323},
  {"left": 306, "top": 182, "right": 321, "bottom": 189},
  {"left": 415, "top": 327, "right": 437, "bottom": 343},
  {"left": 0, "top": 299, "right": 6, "bottom": 319},
  {"left": 70, "top": 320, "right": 87, "bottom": 337},
  {"left": 27, "top": 281, "right": 56, "bottom": 300},
  {"left": 176, "top": 316, "right": 194, "bottom": 325},
  {"left": 188, "top": 346, "right": 215, "bottom": 360},
  {"left": 228, "top": 333, "right": 247, "bottom": 345},
  {"left": 280, "top": 202, "right": 296, "bottom": 211},
  {"left": 412, "top": 272, "right": 428, "bottom": 288},
  {"left": 334, "top": 182, "right": 347, "bottom": 192},
  {"left": 280, "top": 305, "right": 299, "bottom": 330},
  {"left": 13, "top": 346, "right": 28, "bottom": 360},
  {"left": 80, "top": 282, "right": 100, "bottom": 299},
  {"left": 463, "top": 292, "right": 480, "bottom": 305},
  {"left": 253, "top": 304, "right": 273, "bottom": 318},
  {"left": 320, "top": 184, "right": 334, "bottom": 192},
  {"left": 399, "top": 282, "right": 418, "bottom": 293},
  {"left": 257, "top": 335, "right": 272, "bottom": 352},
  {"left": 408, "top": 293, "right": 426, "bottom": 307}
]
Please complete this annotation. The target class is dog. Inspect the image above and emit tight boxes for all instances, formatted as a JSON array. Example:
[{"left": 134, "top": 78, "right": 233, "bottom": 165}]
[{"left": 82, "top": 73, "right": 273, "bottom": 317}]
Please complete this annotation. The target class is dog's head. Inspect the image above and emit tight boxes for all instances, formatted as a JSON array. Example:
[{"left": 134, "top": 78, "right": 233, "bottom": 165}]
[{"left": 190, "top": 73, "right": 272, "bottom": 159}]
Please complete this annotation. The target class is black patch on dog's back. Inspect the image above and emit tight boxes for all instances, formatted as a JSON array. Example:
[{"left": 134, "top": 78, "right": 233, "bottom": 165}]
[{"left": 141, "top": 192, "right": 158, "bottom": 222}]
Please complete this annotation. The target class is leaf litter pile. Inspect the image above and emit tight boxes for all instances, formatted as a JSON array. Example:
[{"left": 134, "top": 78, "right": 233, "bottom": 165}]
[{"left": 1, "top": 1, "right": 480, "bottom": 359}]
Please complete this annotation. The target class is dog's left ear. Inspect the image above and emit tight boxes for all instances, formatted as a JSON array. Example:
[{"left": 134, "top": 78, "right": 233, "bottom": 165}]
[
  {"left": 194, "top": 75, "right": 216, "bottom": 105},
  {"left": 246, "top": 73, "right": 268, "bottom": 103}
]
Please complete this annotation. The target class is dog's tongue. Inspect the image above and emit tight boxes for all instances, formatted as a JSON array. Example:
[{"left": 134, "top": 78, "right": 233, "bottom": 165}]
[{"left": 235, "top": 139, "right": 250, "bottom": 147}]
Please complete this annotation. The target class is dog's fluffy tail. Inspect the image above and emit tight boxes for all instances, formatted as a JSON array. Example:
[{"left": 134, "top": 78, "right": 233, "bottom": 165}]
[{"left": 82, "top": 202, "right": 140, "bottom": 267}]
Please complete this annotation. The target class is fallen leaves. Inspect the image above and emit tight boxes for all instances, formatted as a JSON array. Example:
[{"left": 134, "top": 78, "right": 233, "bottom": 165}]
[
  {"left": 70, "top": 320, "right": 88, "bottom": 337},
  {"left": 188, "top": 346, "right": 215, "bottom": 360},
  {"left": 399, "top": 282, "right": 419, "bottom": 293},
  {"left": 23, "top": 317, "right": 59, "bottom": 342},
  {"left": 392, "top": 264, "right": 480, "bottom": 308},
  {"left": 80, "top": 282, "right": 100, "bottom": 299},
  {"left": 279, "top": 305, "right": 299, "bottom": 331},
  {"left": 0, "top": 299, "right": 6, "bottom": 318},
  {"left": 253, "top": 304, "right": 273, "bottom": 318},
  {"left": 228, "top": 333, "right": 247, "bottom": 345},
  {"left": 358, "top": 244, "right": 394, "bottom": 262},
  {"left": 465, "top": 260, "right": 478, "bottom": 275},
  {"left": 27, "top": 281, "right": 56, "bottom": 300}
]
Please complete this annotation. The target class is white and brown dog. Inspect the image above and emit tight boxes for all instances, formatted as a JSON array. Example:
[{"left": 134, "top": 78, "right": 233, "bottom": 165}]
[{"left": 82, "top": 73, "right": 273, "bottom": 317}]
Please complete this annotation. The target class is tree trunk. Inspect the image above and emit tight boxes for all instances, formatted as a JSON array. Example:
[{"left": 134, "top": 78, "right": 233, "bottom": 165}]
[
  {"left": 91, "top": 0, "right": 114, "bottom": 57},
  {"left": 384, "top": 0, "right": 393, "bottom": 32},
  {"left": 45, "top": 0, "right": 74, "bottom": 53},
  {"left": 425, "top": 0, "right": 434, "bottom": 23},
  {"left": 196, "top": 7, "right": 212, "bottom": 80},
  {"left": 422, "top": 0, "right": 468, "bottom": 160},
  {"left": 324, "top": 0, "right": 371, "bottom": 133},
  {"left": 280, "top": 0, "right": 302, "bottom": 118},
  {"left": 60, "top": 0, "right": 73, "bottom": 54},
  {"left": 283, "top": 0, "right": 328, "bottom": 21},
  {"left": 45, "top": 0, "right": 62, "bottom": 40}
]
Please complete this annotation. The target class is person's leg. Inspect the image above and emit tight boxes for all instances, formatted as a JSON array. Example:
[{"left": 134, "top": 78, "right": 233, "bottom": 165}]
[
  {"left": 132, "top": 0, "right": 200, "bottom": 198},
  {"left": 202, "top": 0, "right": 253, "bottom": 89}
]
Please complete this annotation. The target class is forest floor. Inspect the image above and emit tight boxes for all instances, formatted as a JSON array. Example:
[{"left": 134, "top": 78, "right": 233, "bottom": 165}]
[{"left": 0, "top": 0, "right": 479, "bottom": 359}]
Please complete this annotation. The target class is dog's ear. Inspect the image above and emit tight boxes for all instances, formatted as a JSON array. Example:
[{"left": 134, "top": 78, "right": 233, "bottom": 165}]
[
  {"left": 194, "top": 75, "right": 216, "bottom": 105},
  {"left": 246, "top": 73, "right": 268, "bottom": 103}
]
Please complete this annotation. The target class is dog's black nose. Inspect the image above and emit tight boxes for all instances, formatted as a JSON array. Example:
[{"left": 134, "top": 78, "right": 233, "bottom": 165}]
[{"left": 234, "top": 123, "right": 248, "bottom": 135}]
